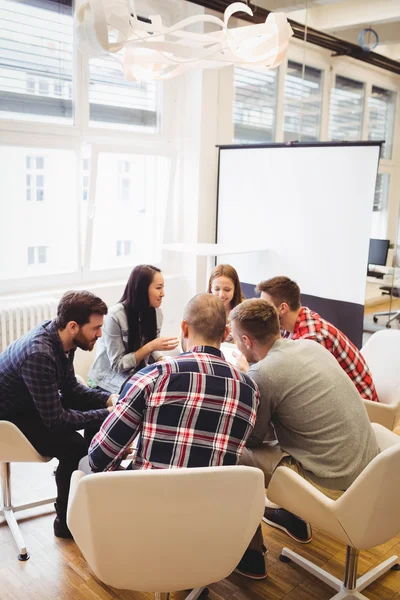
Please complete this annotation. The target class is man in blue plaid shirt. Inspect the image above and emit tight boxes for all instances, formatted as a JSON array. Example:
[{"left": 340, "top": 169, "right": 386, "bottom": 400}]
[{"left": 0, "top": 291, "right": 116, "bottom": 538}]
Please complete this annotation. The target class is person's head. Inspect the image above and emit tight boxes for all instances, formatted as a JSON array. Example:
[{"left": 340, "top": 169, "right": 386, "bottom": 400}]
[
  {"left": 208, "top": 264, "right": 244, "bottom": 313},
  {"left": 256, "top": 276, "right": 301, "bottom": 331},
  {"left": 230, "top": 298, "right": 280, "bottom": 363},
  {"left": 181, "top": 293, "right": 229, "bottom": 351},
  {"left": 120, "top": 265, "right": 164, "bottom": 352},
  {"left": 56, "top": 290, "right": 108, "bottom": 351}
]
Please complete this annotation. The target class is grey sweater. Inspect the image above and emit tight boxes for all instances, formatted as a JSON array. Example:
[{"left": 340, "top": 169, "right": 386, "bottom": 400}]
[{"left": 248, "top": 338, "right": 378, "bottom": 490}]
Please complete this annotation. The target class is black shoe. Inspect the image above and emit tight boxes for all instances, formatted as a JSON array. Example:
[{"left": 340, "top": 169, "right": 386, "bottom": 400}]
[
  {"left": 263, "top": 507, "right": 312, "bottom": 543},
  {"left": 234, "top": 545, "right": 268, "bottom": 580},
  {"left": 53, "top": 516, "right": 73, "bottom": 539}
]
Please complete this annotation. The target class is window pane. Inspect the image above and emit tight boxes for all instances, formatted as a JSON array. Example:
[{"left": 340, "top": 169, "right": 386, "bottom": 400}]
[
  {"left": 283, "top": 61, "right": 322, "bottom": 142},
  {"left": 371, "top": 173, "right": 390, "bottom": 239},
  {"left": 90, "top": 152, "right": 171, "bottom": 270},
  {"left": 0, "top": 0, "right": 73, "bottom": 124},
  {"left": 329, "top": 75, "right": 364, "bottom": 141},
  {"left": 368, "top": 86, "right": 396, "bottom": 159},
  {"left": 89, "top": 57, "right": 159, "bottom": 131},
  {"left": 0, "top": 146, "right": 78, "bottom": 280},
  {"left": 27, "top": 246, "right": 34, "bottom": 265},
  {"left": 233, "top": 67, "right": 277, "bottom": 143}
]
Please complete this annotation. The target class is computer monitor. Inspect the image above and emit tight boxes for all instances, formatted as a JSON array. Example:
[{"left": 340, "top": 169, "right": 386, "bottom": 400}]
[
  {"left": 367, "top": 238, "right": 389, "bottom": 278},
  {"left": 368, "top": 238, "right": 390, "bottom": 266}
]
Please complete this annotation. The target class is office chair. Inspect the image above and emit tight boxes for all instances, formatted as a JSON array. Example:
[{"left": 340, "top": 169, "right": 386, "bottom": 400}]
[
  {"left": 0, "top": 421, "right": 56, "bottom": 561},
  {"left": 360, "top": 329, "right": 400, "bottom": 430},
  {"left": 67, "top": 466, "right": 265, "bottom": 599},
  {"left": 268, "top": 423, "right": 400, "bottom": 600},
  {"left": 373, "top": 283, "right": 400, "bottom": 328}
]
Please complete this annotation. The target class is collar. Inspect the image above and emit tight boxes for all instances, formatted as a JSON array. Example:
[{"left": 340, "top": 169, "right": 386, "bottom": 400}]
[{"left": 186, "top": 345, "right": 223, "bottom": 358}]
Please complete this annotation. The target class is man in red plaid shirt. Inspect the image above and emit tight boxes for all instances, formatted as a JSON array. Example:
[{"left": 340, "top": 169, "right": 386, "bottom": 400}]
[{"left": 256, "top": 276, "right": 378, "bottom": 402}]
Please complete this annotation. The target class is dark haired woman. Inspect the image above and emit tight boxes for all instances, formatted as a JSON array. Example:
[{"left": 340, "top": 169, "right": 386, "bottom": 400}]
[{"left": 89, "top": 265, "right": 179, "bottom": 394}]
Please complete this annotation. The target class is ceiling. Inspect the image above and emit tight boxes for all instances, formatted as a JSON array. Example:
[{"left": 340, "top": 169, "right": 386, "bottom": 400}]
[{"left": 251, "top": 0, "right": 400, "bottom": 61}]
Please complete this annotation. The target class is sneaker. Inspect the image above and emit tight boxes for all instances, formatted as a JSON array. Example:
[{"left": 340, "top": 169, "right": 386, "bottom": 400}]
[
  {"left": 234, "top": 545, "right": 268, "bottom": 580},
  {"left": 53, "top": 516, "right": 73, "bottom": 539},
  {"left": 263, "top": 507, "right": 312, "bottom": 543}
]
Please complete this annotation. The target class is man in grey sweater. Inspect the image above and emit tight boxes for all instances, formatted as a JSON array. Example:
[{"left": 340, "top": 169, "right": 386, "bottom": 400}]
[{"left": 230, "top": 298, "right": 378, "bottom": 545}]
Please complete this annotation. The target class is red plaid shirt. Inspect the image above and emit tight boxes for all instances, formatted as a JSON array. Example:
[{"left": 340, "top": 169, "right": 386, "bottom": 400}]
[
  {"left": 283, "top": 307, "right": 378, "bottom": 402},
  {"left": 89, "top": 346, "right": 259, "bottom": 472}
]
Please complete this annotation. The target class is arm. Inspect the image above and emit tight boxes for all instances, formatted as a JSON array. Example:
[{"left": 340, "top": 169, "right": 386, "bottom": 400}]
[
  {"left": 246, "top": 365, "right": 274, "bottom": 447},
  {"left": 20, "top": 354, "right": 109, "bottom": 430},
  {"left": 88, "top": 365, "right": 157, "bottom": 472},
  {"left": 63, "top": 360, "right": 110, "bottom": 408}
]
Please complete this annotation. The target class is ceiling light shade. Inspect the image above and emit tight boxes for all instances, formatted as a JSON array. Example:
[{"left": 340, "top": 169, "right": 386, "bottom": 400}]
[{"left": 75, "top": 0, "right": 293, "bottom": 81}]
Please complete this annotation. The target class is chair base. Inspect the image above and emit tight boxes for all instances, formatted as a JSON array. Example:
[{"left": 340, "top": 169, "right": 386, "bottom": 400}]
[
  {"left": 280, "top": 547, "right": 398, "bottom": 600},
  {"left": 154, "top": 587, "right": 208, "bottom": 600},
  {"left": 0, "top": 498, "right": 56, "bottom": 560},
  {"left": 373, "top": 310, "right": 400, "bottom": 328}
]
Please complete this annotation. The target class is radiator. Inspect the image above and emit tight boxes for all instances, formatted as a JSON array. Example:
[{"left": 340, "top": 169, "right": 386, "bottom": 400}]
[{"left": 0, "top": 298, "right": 58, "bottom": 352}]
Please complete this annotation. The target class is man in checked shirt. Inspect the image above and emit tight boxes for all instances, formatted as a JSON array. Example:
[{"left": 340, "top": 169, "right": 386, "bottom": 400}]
[
  {"left": 89, "top": 293, "right": 264, "bottom": 579},
  {"left": 0, "top": 291, "right": 117, "bottom": 538},
  {"left": 256, "top": 276, "right": 378, "bottom": 402}
]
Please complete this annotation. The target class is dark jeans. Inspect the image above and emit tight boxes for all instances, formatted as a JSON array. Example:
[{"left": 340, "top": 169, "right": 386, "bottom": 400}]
[{"left": 9, "top": 397, "right": 103, "bottom": 523}]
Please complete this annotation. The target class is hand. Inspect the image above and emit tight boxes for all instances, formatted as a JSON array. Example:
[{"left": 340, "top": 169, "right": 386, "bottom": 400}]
[
  {"left": 233, "top": 350, "right": 249, "bottom": 372},
  {"left": 151, "top": 337, "right": 180, "bottom": 352},
  {"left": 106, "top": 393, "right": 119, "bottom": 407},
  {"left": 107, "top": 406, "right": 114, "bottom": 413}
]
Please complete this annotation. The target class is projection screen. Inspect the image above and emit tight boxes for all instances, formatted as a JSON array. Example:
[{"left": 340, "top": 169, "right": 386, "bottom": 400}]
[{"left": 216, "top": 142, "right": 381, "bottom": 347}]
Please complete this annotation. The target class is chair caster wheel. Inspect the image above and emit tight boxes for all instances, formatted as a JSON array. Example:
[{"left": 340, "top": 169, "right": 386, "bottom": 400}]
[
  {"left": 279, "top": 554, "right": 291, "bottom": 563},
  {"left": 386, "top": 324, "right": 392, "bottom": 328},
  {"left": 373, "top": 317, "right": 378, "bottom": 323},
  {"left": 391, "top": 564, "right": 400, "bottom": 571},
  {"left": 18, "top": 552, "right": 30, "bottom": 561}
]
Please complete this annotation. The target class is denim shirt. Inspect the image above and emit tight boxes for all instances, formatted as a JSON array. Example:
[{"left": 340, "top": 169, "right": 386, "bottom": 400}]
[{"left": 89, "top": 303, "right": 163, "bottom": 394}]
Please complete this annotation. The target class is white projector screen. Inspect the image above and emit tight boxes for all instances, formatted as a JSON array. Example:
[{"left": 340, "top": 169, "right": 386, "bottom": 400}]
[{"left": 216, "top": 142, "right": 381, "bottom": 346}]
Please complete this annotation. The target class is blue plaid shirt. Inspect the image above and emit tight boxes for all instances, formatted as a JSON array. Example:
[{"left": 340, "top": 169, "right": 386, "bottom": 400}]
[
  {"left": 89, "top": 346, "right": 259, "bottom": 472},
  {"left": 0, "top": 319, "right": 109, "bottom": 430}
]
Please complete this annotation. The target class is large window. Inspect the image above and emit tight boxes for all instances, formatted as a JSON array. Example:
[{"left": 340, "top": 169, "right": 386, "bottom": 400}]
[
  {"left": 0, "top": 0, "right": 73, "bottom": 123},
  {"left": 0, "top": 146, "right": 78, "bottom": 281},
  {"left": 89, "top": 57, "right": 160, "bottom": 131},
  {"left": 368, "top": 86, "right": 396, "bottom": 159},
  {"left": 283, "top": 61, "right": 323, "bottom": 142},
  {"left": 371, "top": 173, "right": 390, "bottom": 239},
  {"left": 329, "top": 75, "right": 364, "bottom": 141},
  {"left": 233, "top": 67, "right": 277, "bottom": 143}
]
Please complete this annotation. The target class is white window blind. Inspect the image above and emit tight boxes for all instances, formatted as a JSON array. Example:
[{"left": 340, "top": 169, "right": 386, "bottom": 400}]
[
  {"left": 0, "top": 0, "right": 73, "bottom": 123},
  {"left": 89, "top": 57, "right": 160, "bottom": 131},
  {"left": 283, "top": 61, "right": 322, "bottom": 142},
  {"left": 368, "top": 86, "right": 396, "bottom": 159},
  {"left": 329, "top": 75, "right": 364, "bottom": 141},
  {"left": 233, "top": 67, "right": 277, "bottom": 143}
]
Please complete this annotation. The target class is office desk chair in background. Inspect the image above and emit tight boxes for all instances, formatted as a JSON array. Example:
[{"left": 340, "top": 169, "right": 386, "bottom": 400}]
[{"left": 373, "top": 284, "right": 400, "bottom": 328}]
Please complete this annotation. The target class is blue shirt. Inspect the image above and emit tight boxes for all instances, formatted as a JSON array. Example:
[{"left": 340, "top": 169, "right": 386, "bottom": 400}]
[
  {"left": 89, "top": 346, "right": 259, "bottom": 472},
  {"left": 0, "top": 319, "right": 109, "bottom": 430}
]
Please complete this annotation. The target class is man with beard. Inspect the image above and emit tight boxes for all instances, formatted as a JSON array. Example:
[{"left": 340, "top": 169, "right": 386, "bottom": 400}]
[{"left": 0, "top": 290, "right": 116, "bottom": 538}]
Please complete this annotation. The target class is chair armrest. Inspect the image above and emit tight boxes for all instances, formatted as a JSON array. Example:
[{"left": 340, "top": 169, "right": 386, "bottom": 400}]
[
  {"left": 67, "top": 470, "right": 86, "bottom": 510},
  {"left": 363, "top": 397, "right": 400, "bottom": 431},
  {"left": 268, "top": 467, "right": 349, "bottom": 544}
]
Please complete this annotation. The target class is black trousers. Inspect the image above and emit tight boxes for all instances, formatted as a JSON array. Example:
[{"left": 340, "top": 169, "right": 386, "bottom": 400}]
[{"left": 9, "top": 396, "right": 104, "bottom": 523}]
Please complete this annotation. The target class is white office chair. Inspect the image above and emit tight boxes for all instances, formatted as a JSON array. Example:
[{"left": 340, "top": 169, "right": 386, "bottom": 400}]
[
  {"left": 267, "top": 423, "right": 400, "bottom": 600},
  {"left": 361, "top": 329, "right": 400, "bottom": 430},
  {"left": 0, "top": 421, "right": 56, "bottom": 561},
  {"left": 67, "top": 466, "right": 265, "bottom": 599}
]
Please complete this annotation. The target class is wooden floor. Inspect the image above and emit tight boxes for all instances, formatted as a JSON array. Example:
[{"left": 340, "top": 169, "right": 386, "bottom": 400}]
[{"left": 2, "top": 425, "right": 400, "bottom": 600}]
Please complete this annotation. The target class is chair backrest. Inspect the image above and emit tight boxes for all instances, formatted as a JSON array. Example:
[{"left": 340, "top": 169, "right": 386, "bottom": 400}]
[
  {"left": 67, "top": 466, "right": 265, "bottom": 592},
  {"left": 336, "top": 425, "right": 400, "bottom": 549},
  {"left": 361, "top": 329, "right": 400, "bottom": 404},
  {"left": 0, "top": 421, "right": 51, "bottom": 463}
]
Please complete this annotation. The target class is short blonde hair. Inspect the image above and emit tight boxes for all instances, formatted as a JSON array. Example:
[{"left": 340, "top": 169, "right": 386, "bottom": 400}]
[{"left": 230, "top": 299, "right": 280, "bottom": 342}]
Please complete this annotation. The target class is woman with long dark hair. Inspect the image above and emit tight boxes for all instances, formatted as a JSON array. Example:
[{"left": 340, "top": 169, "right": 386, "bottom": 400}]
[{"left": 89, "top": 265, "right": 179, "bottom": 394}]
